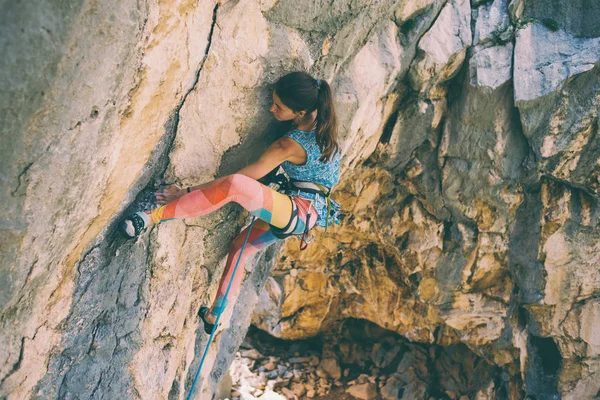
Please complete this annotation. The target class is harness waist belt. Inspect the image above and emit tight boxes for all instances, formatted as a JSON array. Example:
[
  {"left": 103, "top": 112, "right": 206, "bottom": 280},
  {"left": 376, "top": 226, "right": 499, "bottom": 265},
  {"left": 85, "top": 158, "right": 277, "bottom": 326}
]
[
  {"left": 288, "top": 179, "right": 335, "bottom": 231},
  {"left": 289, "top": 180, "right": 330, "bottom": 196}
]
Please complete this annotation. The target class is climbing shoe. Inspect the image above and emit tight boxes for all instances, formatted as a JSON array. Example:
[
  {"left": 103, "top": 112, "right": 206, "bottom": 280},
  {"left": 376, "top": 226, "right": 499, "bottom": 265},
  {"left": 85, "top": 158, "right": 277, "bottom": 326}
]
[
  {"left": 119, "top": 211, "right": 151, "bottom": 239},
  {"left": 198, "top": 306, "right": 215, "bottom": 335}
]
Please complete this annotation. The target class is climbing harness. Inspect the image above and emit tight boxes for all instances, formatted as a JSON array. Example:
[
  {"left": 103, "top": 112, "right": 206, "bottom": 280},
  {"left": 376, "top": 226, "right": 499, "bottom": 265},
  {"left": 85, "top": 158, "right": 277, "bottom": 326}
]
[
  {"left": 288, "top": 179, "right": 337, "bottom": 232},
  {"left": 262, "top": 169, "right": 343, "bottom": 250},
  {"left": 186, "top": 216, "right": 257, "bottom": 400}
]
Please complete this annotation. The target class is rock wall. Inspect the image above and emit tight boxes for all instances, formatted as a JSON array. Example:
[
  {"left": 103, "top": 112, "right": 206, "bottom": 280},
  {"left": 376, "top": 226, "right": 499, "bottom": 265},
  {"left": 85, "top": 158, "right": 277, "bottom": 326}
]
[
  {"left": 253, "top": 1, "right": 600, "bottom": 399},
  {"left": 1, "top": 0, "right": 599, "bottom": 399}
]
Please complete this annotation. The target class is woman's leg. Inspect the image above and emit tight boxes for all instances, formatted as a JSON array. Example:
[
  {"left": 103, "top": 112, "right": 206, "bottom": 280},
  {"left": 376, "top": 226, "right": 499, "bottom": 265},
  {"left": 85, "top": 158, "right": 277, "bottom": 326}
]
[
  {"left": 205, "top": 219, "right": 281, "bottom": 322},
  {"left": 149, "top": 174, "right": 293, "bottom": 229},
  {"left": 205, "top": 197, "right": 319, "bottom": 322}
]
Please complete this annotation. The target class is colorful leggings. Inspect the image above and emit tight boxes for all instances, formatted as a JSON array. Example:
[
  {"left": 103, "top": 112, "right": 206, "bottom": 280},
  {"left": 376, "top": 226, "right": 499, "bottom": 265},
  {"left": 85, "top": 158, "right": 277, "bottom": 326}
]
[{"left": 149, "top": 173, "right": 317, "bottom": 316}]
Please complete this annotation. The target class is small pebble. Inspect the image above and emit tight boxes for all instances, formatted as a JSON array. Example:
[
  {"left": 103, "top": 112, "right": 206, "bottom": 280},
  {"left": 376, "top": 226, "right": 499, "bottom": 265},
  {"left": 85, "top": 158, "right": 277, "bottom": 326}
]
[
  {"left": 281, "top": 387, "right": 296, "bottom": 399},
  {"left": 264, "top": 361, "right": 276, "bottom": 371},
  {"left": 357, "top": 373, "right": 369, "bottom": 384},
  {"left": 283, "top": 371, "right": 294, "bottom": 380},
  {"left": 316, "top": 368, "right": 328, "bottom": 379}
]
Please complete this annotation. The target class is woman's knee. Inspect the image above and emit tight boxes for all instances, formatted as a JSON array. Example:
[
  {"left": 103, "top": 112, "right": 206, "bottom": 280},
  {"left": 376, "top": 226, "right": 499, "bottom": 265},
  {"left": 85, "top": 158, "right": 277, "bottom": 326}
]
[
  {"left": 225, "top": 174, "right": 261, "bottom": 205},
  {"left": 228, "top": 173, "right": 254, "bottom": 188}
]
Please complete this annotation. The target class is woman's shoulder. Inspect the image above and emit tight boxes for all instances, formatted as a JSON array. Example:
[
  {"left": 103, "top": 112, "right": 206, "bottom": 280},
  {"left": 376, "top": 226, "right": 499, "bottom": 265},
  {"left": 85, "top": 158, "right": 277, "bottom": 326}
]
[
  {"left": 284, "top": 127, "right": 316, "bottom": 136},
  {"left": 284, "top": 129, "right": 317, "bottom": 146},
  {"left": 277, "top": 136, "right": 306, "bottom": 157}
]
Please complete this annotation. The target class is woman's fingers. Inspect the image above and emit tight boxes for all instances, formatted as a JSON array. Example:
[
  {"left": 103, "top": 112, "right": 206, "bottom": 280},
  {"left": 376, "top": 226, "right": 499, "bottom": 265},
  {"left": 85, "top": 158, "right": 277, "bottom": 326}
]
[
  {"left": 157, "top": 194, "right": 173, "bottom": 200},
  {"left": 154, "top": 184, "right": 183, "bottom": 205},
  {"left": 155, "top": 188, "right": 168, "bottom": 204}
]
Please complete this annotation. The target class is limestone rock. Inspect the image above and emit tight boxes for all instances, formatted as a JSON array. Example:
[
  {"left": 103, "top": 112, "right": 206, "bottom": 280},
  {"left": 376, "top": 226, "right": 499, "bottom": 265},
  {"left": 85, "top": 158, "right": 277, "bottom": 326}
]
[
  {"left": 468, "top": 43, "right": 514, "bottom": 89},
  {"left": 241, "top": 349, "right": 265, "bottom": 360},
  {"left": 258, "top": 2, "right": 600, "bottom": 395},
  {"left": 514, "top": 22, "right": 600, "bottom": 102},
  {"left": 1, "top": 0, "right": 216, "bottom": 396},
  {"left": 371, "top": 342, "right": 403, "bottom": 369},
  {"left": 473, "top": 0, "right": 512, "bottom": 45},
  {"left": 319, "top": 358, "right": 342, "bottom": 379},
  {"left": 380, "top": 376, "right": 404, "bottom": 400},
  {"left": 346, "top": 382, "right": 378, "bottom": 400},
  {"left": 337, "top": 20, "right": 404, "bottom": 168},
  {"left": 291, "top": 382, "right": 306, "bottom": 397},
  {"left": 580, "top": 300, "right": 600, "bottom": 348},
  {"left": 516, "top": 64, "right": 600, "bottom": 196},
  {"left": 409, "top": 0, "right": 472, "bottom": 93},
  {"left": 519, "top": 0, "right": 600, "bottom": 38}
]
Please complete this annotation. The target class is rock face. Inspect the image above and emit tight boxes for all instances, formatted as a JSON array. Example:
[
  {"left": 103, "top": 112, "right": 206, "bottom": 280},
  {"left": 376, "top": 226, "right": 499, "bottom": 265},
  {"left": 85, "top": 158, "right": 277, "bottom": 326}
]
[
  {"left": 1, "top": 0, "right": 599, "bottom": 399},
  {"left": 252, "top": 1, "right": 600, "bottom": 400}
]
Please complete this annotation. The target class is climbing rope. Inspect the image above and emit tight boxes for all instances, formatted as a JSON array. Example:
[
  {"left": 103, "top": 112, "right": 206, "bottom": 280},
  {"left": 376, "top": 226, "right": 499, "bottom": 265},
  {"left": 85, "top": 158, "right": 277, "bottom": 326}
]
[{"left": 186, "top": 216, "right": 257, "bottom": 400}]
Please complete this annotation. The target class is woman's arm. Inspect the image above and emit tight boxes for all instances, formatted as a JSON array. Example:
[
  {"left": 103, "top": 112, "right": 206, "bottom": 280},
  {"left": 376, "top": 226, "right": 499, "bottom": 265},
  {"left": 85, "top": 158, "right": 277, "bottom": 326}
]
[
  {"left": 155, "top": 138, "right": 306, "bottom": 204},
  {"left": 237, "top": 137, "right": 306, "bottom": 180}
]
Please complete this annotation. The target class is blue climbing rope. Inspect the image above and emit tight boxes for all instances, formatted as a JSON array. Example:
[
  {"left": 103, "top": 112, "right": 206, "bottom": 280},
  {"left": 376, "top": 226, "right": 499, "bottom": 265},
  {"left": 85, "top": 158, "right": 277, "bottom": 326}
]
[{"left": 186, "top": 216, "right": 257, "bottom": 400}]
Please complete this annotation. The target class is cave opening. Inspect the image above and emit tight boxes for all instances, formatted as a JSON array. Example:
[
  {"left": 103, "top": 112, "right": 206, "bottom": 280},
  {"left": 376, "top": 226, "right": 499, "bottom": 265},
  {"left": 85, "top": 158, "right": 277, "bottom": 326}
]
[
  {"left": 223, "top": 318, "right": 504, "bottom": 400},
  {"left": 525, "top": 335, "right": 562, "bottom": 399}
]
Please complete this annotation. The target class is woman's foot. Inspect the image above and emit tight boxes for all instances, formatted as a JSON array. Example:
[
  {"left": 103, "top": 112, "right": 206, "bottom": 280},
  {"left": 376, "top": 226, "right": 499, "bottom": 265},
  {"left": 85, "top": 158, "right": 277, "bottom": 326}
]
[
  {"left": 119, "top": 211, "right": 152, "bottom": 239},
  {"left": 198, "top": 306, "right": 216, "bottom": 335}
]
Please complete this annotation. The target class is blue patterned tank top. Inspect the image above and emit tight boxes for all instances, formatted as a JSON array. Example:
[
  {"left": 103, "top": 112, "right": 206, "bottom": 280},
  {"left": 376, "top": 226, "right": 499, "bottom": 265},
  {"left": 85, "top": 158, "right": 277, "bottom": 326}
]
[{"left": 280, "top": 129, "right": 340, "bottom": 227}]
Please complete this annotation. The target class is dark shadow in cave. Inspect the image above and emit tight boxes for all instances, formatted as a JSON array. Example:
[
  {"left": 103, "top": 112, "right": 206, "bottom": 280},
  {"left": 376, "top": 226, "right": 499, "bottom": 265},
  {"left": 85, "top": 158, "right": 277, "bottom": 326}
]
[
  {"left": 242, "top": 317, "right": 506, "bottom": 399},
  {"left": 525, "top": 335, "right": 562, "bottom": 400}
]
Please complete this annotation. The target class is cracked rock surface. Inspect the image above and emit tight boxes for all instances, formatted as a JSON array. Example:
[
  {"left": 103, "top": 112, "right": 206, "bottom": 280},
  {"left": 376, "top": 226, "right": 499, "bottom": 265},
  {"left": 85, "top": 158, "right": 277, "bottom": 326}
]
[{"left": 1, "top": 0, "right": 599, "bottom": 399}]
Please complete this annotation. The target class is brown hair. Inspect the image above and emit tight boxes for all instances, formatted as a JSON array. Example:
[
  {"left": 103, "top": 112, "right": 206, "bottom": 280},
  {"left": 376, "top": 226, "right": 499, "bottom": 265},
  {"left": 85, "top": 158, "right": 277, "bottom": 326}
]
[{"left": 274, "top": 71, "right": 340, "bottom": 162}]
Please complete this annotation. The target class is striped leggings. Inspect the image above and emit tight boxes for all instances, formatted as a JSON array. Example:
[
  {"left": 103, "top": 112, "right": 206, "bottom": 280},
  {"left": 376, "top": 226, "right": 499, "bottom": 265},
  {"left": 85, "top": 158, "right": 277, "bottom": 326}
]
[{"left": 149, "top": 173, "right": 317, "bottom": 316}]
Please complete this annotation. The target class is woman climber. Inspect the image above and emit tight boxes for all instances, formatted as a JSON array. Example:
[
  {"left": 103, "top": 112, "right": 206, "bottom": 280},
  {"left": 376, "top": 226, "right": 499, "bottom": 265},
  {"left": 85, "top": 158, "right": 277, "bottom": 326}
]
[{"left": 120, "top": 71, "right": 341, "bottom": 335}]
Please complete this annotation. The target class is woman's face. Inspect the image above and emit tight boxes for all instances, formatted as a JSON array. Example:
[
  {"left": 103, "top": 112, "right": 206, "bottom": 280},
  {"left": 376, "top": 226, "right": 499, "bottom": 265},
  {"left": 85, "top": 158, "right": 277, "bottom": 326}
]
[{"left": 270, "top": 91, "right": 303, "bottom": 121}]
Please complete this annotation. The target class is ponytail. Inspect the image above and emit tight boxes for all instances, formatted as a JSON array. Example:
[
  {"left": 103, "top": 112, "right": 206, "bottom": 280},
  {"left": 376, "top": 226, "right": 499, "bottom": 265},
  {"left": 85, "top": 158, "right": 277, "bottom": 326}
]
[
  {"left": 314, "top": 79, "right": 339, "bottom": 162},
  {"left": 274, "top": 72, "right": 340, "bottom": 163}
]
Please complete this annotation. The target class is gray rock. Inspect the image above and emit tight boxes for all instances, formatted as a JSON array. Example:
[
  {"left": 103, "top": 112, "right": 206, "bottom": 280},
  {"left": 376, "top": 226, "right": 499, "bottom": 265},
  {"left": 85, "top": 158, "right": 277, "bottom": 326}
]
[
  {"left": 319, "top": 358, "right": 341, "bottom": 379},
  {"left": 519, "top": 0, "right": 600, "bottom": 38},
  {"left": 514, "top": 22, "right": 600, "bottom": 102},
  {"left": 473, "top": 0, "right": 512, "bottom": 45},
  {"left": 370, "top": 343, "right": 403, "bottom": 369},
  {"left": 346, "top": 382, "right": 378, "bottom": 400},
  {"left": 241, "top": 349, "right": 264, "bottom": 360},
  {"left": 469, "top": 43, "right": 514, "bottom": 89},
  {"left": 516, "top": 63, "right": 600, "bottom": 195},
  {"left": 409, "top": 0, "right": 472, "bottom": 93},
  {"left": 380, "top": 376, "right": 404, "bottom": 400}
]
